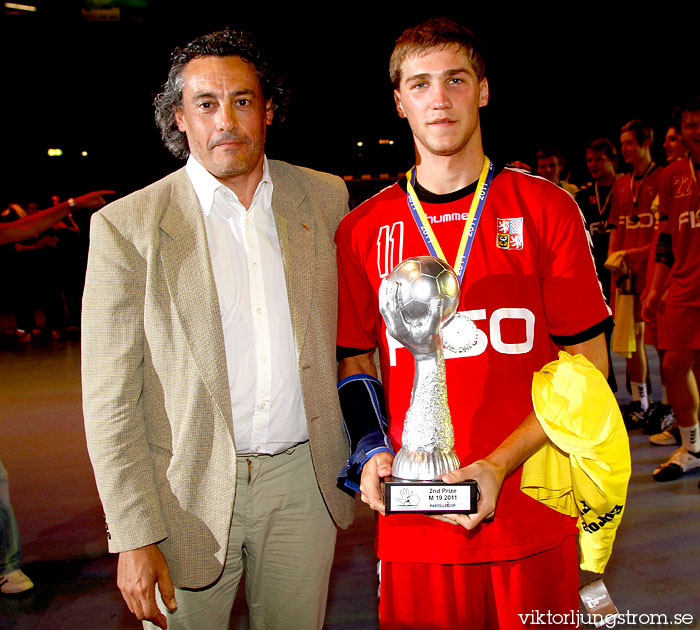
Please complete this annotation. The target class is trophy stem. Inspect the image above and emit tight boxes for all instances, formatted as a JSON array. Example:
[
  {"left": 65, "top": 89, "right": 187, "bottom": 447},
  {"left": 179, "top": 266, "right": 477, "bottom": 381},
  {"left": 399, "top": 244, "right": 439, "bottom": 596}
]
[{"left": 393, "top": 349, "right": 460, "bottom": 480}]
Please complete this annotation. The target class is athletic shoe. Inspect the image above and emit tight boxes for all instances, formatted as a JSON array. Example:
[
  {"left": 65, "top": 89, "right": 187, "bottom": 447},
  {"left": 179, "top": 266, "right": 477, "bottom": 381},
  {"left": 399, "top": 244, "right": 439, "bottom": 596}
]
[
  {"left": 0, "top": 570, "right": 34, "bottom": 594},
  {"left": 652, "top": 447, "right": 700, "bottom": 482},
  {"left": 649, "top": 425, "right": 681, "bottom": 447},
  {"left": 643, "top": 402, "right": 674, "bottom": 435},
  {"left": 620, "top": 401, "right": 649, "bottom": 430}
]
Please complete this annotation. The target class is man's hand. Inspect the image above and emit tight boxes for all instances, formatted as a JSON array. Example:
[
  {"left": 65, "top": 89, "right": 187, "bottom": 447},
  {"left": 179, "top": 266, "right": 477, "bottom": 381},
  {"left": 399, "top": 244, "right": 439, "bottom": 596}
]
[
  {"left": 359, "top": 451, "right": 394, "bottom": 515},
  {"left": 641, "top": 289, "right": 661, "bottom": 325},
  {"left": 604, "top": 250, "right": 628, "bottom": 274},
  {"left": 117, "top": 544, "right": 177, "bottom": 630},
  {"left": 73, "top": 190, "right": 115, "bottom": 210},
  {"left": 430, "top": 458, "right": 506, "bottom": 530}
]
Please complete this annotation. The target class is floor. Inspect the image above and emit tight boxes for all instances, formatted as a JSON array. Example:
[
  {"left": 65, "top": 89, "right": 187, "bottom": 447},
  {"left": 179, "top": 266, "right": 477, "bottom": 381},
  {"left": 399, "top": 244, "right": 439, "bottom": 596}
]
[{"left": 0, "top": 331, "right": 698, "bottom": 629}]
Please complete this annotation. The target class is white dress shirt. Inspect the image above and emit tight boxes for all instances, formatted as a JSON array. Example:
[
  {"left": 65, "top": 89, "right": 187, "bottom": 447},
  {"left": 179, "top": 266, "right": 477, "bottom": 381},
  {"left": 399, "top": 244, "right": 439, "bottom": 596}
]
[{"left": 186, "top": 155, "right": 308, "bottom": 454}]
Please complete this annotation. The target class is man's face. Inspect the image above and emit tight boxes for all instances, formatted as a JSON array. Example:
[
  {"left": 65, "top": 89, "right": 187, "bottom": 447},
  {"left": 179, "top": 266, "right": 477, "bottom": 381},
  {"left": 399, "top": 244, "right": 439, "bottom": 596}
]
[
  {"left": 663, "top": 127, "right": 686, "bottom": 162},
  {"left": 175, "top": 55, "right": 273, "bottom": 186},
  {"left": 680, "top": 110, "right": 700, "bottom": 161},
  {"left": 620, "top": 131, "right": 647, "bottom": 166},
  {"left": 393, "top": 45, "right": 488, "bottom": 159},
  {"left": 585, "top": 150, "right": 615, "bottom": 182},
  {"left": 536, "top": 156, "right": 562, "bottom": 184}
]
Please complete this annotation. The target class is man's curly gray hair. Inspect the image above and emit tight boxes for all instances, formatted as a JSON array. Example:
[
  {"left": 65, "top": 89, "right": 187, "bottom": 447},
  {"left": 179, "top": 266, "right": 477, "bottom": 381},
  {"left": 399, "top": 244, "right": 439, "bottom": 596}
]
[{"left": 154, "top": 28, "right": 289, "bottom": 159}]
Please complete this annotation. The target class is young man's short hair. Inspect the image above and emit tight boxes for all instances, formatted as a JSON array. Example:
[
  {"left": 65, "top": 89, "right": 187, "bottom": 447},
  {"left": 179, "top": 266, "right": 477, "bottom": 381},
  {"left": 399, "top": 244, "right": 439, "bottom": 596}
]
[
  {"left": 389, "top": 18, "right": 486, "bottom": 89},
  {"left": 587, "top": 138, "right": 618, "bottom": 164},
  {"left": 620, "top": 119, "right": 654, "bottom": 146},
  {"left": 536, "top": 147, "right": 564, "bottom": 164}
]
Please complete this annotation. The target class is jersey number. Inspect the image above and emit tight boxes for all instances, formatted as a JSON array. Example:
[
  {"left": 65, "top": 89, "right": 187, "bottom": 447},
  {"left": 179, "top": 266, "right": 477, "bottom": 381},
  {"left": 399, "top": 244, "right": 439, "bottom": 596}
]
[
  {"left": 386, "top": 308, "right": 536, "bottom": 366},
  {"left": 377, "top": 222, "right": 405, "bottom": 278},
  {"left": 673, "top": 175, "right": 693, "bottom": 199}
]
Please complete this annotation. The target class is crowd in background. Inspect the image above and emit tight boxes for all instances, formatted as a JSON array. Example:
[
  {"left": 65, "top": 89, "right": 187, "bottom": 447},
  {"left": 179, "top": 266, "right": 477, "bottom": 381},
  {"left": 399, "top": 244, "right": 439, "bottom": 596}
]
[
  {"left": 0, "top": 106, "right": 693, "bottom": 351},
  {"left": 511, "top": 99, "right": 700, "bottom": 486},
  {"left": 0, "top": 196, "right": 95, "bottom": 343}
]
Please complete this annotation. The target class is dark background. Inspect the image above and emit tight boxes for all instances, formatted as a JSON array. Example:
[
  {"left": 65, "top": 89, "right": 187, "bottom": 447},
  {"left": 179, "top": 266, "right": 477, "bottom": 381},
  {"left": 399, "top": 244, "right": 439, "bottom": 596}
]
[{"left": 1, "top": 1, "right": 695, "bottom": 207}]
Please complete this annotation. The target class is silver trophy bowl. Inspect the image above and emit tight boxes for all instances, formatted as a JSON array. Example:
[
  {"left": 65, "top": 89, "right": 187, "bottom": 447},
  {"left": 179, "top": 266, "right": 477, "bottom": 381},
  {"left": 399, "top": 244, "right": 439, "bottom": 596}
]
[{"left": 379, "top": 256, "right": 461, "bottom": 481}]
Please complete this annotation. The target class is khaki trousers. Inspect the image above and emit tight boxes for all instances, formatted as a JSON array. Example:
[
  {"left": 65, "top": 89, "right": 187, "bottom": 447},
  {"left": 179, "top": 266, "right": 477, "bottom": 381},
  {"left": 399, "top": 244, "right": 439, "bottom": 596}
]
[{"left": 150, "top": 441, "right": 337, "bottom": 630}]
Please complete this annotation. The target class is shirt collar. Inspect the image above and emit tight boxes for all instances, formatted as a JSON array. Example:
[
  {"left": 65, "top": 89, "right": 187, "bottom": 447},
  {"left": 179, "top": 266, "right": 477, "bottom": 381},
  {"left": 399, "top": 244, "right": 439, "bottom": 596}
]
[{"left": 185, "top": 154, "right": 273, "bottom": 217}]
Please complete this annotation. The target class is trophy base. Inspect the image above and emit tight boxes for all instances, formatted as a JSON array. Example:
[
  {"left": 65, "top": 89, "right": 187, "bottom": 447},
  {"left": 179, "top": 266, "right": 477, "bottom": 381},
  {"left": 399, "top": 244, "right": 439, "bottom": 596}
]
[{"left": 385, "top": 477, "right": 479, "bottom": 515}]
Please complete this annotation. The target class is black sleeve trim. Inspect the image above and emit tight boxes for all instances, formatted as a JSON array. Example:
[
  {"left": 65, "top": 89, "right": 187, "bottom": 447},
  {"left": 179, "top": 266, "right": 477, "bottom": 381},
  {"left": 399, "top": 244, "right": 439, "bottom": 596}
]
[
  {"left": 550, "top": 316, "right": 613, "bottom": 346},
  {"left": 655, "top": 232, "right": 674, "bottom": 267},
  {"left": 337, "top": 345, "right": 375, "bottom": 362}
]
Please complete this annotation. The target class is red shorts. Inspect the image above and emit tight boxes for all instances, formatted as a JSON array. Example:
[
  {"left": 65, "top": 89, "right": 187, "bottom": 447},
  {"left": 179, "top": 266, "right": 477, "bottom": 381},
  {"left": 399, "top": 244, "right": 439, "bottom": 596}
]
[
  {"left": 645, "top": 320, "right": 657, "bottom": 346},
  {"left": 378, "top": 535, "right": 579, "bottom": 629},
  {"left": 657, "top": 304, "right": 700, "bottom": 350}
]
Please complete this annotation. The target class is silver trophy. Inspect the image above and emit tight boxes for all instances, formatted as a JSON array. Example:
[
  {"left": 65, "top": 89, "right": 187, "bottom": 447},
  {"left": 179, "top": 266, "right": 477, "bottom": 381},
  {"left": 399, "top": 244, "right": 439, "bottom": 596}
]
[{"left": 379, "top": 256, "right": 478, "bottom": 515}]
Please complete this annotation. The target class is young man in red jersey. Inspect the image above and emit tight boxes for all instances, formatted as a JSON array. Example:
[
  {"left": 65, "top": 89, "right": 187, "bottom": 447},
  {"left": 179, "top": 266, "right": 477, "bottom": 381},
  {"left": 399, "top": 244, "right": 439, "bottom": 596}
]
[
  {"left": 606, "top": 120, "right": 662, "bottom": 427},
  {"left": 643, "top": 121, "right": 689, "bottom": 441},
  {"left": 642, "top": 97, "right": 700, "bottom": 481},
  {"left": 335, "top": 18, "right": 612, "bottom": 629}
]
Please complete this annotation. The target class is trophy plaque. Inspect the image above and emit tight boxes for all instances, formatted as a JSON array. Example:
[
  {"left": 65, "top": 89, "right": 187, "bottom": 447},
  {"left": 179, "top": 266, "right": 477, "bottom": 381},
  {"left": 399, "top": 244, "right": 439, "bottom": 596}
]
[{"left": 378, "top": 256, "right": 478, "bottom": 515}]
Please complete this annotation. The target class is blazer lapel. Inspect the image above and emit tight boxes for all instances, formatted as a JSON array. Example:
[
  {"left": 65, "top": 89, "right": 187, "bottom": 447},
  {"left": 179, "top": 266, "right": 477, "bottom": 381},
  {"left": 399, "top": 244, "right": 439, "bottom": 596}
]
[
  {"left": 158, "top": 172, "right": 234, "bottom": 431},
  {"left": 270, "top": 163, "right": 315, "bottom": 362}
]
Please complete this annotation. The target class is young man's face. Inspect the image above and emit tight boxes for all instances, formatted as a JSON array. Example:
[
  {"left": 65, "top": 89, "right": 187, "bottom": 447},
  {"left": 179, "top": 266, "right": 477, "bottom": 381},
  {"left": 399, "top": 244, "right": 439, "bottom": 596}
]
[
  {"left": 393, "top": 45, "right": 488, "bottom": 159},
  {"left": 663, "top": 126, "right": 686, "bottom": 162},
  {"left": 680, "top": 110, "right": 700, "bottom": 161},
  {"left": 585, "top": 150, "right": 615, "bottom": 182},
  {"left": 536, "top": 156, "right": 562, "bottom": 184},
  {"left": 620, "top": 131, "right": 648, "bottom": 166},
  {"left": 175, "top": 55, "right": 273, "bottom": 186}
]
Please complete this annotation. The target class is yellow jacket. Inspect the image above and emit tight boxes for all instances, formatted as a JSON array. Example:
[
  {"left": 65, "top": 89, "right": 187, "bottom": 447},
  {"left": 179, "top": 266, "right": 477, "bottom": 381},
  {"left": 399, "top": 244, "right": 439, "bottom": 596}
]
[{"left": 521, "top": 352, "right": 631, "bottom": 573}]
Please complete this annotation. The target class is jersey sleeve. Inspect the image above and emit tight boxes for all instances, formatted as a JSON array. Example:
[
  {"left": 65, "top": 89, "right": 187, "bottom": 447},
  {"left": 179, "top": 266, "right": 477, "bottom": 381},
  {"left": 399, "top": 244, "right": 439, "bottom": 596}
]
[
  {"left": 538, "top": 188, "right": 612, "bottom": 343},
  {"left": 335, "top": 213, "right": 381, "bottom": 351}
]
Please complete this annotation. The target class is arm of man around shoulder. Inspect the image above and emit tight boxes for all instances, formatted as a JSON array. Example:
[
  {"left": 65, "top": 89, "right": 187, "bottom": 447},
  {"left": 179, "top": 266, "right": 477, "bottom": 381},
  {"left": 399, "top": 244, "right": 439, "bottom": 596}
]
[{"left": 345, "top": 334, "right": 609, "bottom": 527}]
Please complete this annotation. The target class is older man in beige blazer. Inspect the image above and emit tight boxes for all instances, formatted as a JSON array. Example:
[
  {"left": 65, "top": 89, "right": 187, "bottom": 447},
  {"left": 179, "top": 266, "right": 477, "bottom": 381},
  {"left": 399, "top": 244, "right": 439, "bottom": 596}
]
[{"left": 82, "top": 29, "right": 353, "bottom": 630}]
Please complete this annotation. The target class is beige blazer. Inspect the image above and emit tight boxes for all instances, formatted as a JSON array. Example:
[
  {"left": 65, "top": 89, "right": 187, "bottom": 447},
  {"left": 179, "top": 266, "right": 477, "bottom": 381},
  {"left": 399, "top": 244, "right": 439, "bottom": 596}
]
[{"left": 82, "top": 161, "right": 354, "bottom": 589}]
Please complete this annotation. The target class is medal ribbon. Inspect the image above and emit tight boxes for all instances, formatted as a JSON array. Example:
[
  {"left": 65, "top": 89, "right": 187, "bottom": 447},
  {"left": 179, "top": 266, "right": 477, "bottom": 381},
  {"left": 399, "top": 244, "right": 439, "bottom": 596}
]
[
  {"left": 406, "top": 157, "right": 494, "bottom": 284},
  {"left": 629, "top": 161, "right": 655, "bottom": 207},
  {"left": 594, "top": 182, "right": 613, "bottom": 217}
]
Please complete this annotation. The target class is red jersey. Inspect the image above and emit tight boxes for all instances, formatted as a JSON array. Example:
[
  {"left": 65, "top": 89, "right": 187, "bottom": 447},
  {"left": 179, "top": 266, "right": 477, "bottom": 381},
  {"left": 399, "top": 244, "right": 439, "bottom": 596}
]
[
  {"left": 658, "top": 158, "right": 700, "bottom": 307},
  {"left": 336, "top": 166, "right": 611, "bottom": 564},
  {"left": 607, "top": 166, "right": 662, "bottom": 295}
]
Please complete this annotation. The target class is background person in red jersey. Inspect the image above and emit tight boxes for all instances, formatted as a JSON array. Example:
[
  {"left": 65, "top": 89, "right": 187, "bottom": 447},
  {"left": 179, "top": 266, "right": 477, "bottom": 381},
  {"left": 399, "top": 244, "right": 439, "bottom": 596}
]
[
  {"left": 606, "top": 120, "right": 662, "bottom": 428},
  {"left": 642, "top": 97, "right": 700, "bottom": 482},
  {"left": 642, "top": 120, "right": 690, "bottom": 442}
]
